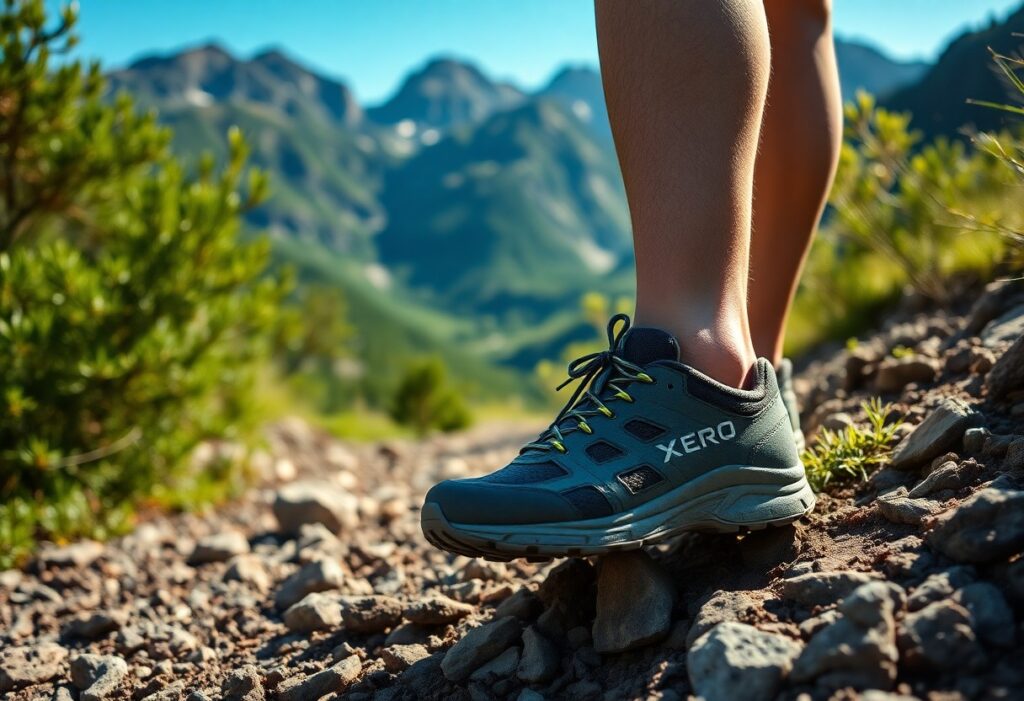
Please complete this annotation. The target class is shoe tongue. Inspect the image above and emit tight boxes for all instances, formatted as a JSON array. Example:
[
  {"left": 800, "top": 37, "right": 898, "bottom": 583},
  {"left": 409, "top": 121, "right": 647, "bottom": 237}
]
[{"left": 618, "top": 326, "right": 680, "bottom": 365}]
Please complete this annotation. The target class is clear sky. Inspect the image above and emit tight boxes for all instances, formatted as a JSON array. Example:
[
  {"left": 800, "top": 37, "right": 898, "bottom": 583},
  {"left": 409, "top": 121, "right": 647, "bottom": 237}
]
[{"left": 56, "top": 0, "right": 1022, "bottom": 104}]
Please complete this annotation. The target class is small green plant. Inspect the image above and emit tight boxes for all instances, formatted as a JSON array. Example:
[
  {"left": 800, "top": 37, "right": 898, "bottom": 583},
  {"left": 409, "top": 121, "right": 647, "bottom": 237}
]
[
  {"left": 801, "top": 399, "right": 903, "bottom": 492},
  {"left": 389, "top": 357, "right": 471, "bottom": 436}
]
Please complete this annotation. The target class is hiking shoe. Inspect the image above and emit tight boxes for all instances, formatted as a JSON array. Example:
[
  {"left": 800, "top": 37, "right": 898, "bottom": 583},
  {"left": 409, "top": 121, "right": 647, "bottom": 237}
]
[
  {"left": 775, "top": 358, "right": 806, "bottom": 452},
  {"left": 421, "top": 314, "right": 815, "bottom": 560}
]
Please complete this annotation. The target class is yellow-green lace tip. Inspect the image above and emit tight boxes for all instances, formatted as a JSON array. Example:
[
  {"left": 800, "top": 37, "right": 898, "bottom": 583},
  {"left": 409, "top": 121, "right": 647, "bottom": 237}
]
[
  {"left": 598, "top": 406, "right": 613, "bottom": 418},
  {"left": 551, "top": 440, "right": 566, "bottom": 453},
  {"left": 615, "top": 390, "right": 633, "bottom": 402},
  {"left": 637, "top": 372, "right": 654, "bottom": 383},
  {"left": 578, "top": 421, "right": 592, "bottom": 434}
]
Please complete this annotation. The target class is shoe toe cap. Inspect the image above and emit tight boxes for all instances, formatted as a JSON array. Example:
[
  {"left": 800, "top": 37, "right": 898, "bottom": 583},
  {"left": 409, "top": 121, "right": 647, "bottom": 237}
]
[{"left": 424, "top": 478, "right": 581, "bottom": 526}]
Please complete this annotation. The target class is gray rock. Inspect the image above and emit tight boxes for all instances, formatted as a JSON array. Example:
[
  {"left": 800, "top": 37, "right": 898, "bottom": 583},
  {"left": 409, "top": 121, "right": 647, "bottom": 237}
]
[
  {"left": 791, "top": 582, "right": 903, "bottom": 689},
  {"left": 64, "top": 610, "right": 127, "bottom": 640},
  {"left": 964, "top": 427, "right": 989, "bottom": 453},
  {"left": 981, "top": 303, "right": 1024, "bottom": 347},
  {"left": 384, "top": 621, "right": 433, "bottom": 646},
  {"left": 928, "top": 486, "right": 1024, "bottom": 563},
  {"left": 188, "top": 531, "right": 249, "bottom": 564},
  {"left": 0, "top": 643, "right": 67, "bottom": 692},
  {"left": 283, "top": 592, "right": 343, "bottom": 633},
  {"left": 517, "top": 626, "right": 559, "bottom": 684},
  {"left": 340, "top": 595, "right": 403, "bottom": 633},
  {"left": 277, "top": 655, "right": 361, "bottom": 701},
  {"left": 891, "top": 398, "right": 977, "bottom": 469},
  {"left": 381, "top": 644, "right": 430, "bottom": 673},
  {"left": 898, "top": 600, "right": 985, "bottom": 670},
  {"left": 441, "top": 616, "right": 522, "bottom": 682},
  {"left": 908, "top": 459, "right": 978, "bottom": 497},
  {"left": 274, "top": 558, "right": 346, "bottom": 609},
  {"left": 874, "top": 356, "right": 938, "bottom": 393},
  {"left": 954, "top": 582, "right": 1015, "bottom": 648},
  {"left": 907, "top": 567, "right": 976, "bottom": 611},
  {"left": 592, "top": 551, "right": 675, "bottom": 653},
  {"left": 876, "top": 488, "right": 941, "bottom": 525},
  {"left": 38, "top": 540, "right": 105, "bottom": 568},
  {"left": 221, "top": 665, "right": 264, "bottom": 701},
  {"left": 688, "top": 622, "right": 802, "bottom": 701},
  {"left": 494, "top": 587, "right": 543, "bottom": 620},
  {"left": 403, "top": 594, "right": 475, "bottom": 625},
  {"left": 687, "top": 589, "right": 760, "bottom": 648},
  {"left": 223, "top": 554, "right": 271, "bottom": 590},
  {"left": 70, "top": 654, "right": 128, "bottom": 701},
  {"left": 273, "top": 480, "right": 358, "bottom": 534},
  {"left": 470, "top": 646, "right": 519, "bottom": 681},
  {"left": 987, "top": 334, "right": 1024, "bottom": 399},
  {"left": 517, "top": 690, "right": 546, "bottom": 701},
  {"left": 776, "top": 570, "right": 878, "bottom": 607}
]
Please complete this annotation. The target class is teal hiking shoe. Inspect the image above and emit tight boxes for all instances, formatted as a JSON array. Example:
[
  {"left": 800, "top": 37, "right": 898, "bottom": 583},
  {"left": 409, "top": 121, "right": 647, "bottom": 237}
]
[
  {"left": 421, "top": 314, "right": 815, "bottom": 560},
  {"left": 775, "top": 358, "right": 806, "bottom": 452}
]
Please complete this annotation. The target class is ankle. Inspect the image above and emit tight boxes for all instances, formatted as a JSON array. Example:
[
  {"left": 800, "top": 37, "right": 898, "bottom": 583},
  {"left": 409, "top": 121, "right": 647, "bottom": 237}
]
[
  {"left": 678, "top": 329, "right": 758, "bottom": 389},
  {"left": 635, "top": 309, "right": 756, "bottom": 388}
]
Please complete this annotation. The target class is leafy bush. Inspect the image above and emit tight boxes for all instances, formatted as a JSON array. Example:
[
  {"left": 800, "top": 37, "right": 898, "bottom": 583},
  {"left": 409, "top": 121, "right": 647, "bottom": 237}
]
[
  {"left": 786, "top": 92, "right": 1012, "bottom": 355},
  {"left": 0, "top": 1, "right": 283, "bottom": 566},
  {"left": 389, "top": 357, "right": 471, "bottom": 435},
  {"left": 801, "top": 399, "right": 902, "bottom": 492}
]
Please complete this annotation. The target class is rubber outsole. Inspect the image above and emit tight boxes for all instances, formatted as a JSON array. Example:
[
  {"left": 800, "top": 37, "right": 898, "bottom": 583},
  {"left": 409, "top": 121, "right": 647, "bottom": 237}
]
[{"left": 421, "top": 467, "right": 816, "bottom": 561}]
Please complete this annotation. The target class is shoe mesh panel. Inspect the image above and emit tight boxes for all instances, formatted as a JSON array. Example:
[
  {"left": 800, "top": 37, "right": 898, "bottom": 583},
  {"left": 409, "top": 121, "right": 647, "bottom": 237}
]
[
  {"left": 585, "top": 440, "right": 624, "bottom": 463},
  {"left": 623, "top": 418, "right": 667, "bottom": 441},
  {"left": 479, "top": 461, "right": 567, "bottom": 484},
  {"left": 561, "top": 486, "right": 614, "bottom": 519},
  {"left": 616, "top": 465, "right": 665, "bottom": 494}
]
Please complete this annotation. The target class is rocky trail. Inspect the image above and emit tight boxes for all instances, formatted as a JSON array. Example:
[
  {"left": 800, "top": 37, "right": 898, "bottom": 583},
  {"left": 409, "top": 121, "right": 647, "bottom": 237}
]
[{"left": 5, "top": 281, "right": 1024, "bottom": 701}]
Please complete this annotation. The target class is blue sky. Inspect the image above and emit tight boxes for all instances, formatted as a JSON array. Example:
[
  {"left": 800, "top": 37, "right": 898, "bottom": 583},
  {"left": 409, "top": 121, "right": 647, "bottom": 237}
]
[{"left": 59, "top": 0, "right": 1022, "bottom": 104}]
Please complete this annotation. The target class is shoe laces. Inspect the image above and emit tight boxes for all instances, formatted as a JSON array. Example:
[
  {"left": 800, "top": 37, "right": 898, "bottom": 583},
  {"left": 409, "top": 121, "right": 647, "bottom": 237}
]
[{"left": 524, "top": 313, "right": 654, "bottom": 454}]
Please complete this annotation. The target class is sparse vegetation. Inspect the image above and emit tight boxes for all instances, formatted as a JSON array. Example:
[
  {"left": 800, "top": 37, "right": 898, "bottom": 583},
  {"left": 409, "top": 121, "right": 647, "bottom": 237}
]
[{"left": 801, "top": 398, "right": 903, "bottom": 492}]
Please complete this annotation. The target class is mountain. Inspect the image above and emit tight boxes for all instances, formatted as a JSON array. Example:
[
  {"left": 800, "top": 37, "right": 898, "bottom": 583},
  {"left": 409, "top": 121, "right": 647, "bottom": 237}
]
[
  {"left": 833, "top": 38, "right": 928, "bottom": 103},
  {"left": 367, "top": 57, "right": 525, "bottom": 133},
  {"left": 109, "top": 44, "right": 396, "bottom": 257},
  {"left": 537, "top": 66, "right": 613, "bottom": 144},
  {"left": 376, "top": 98, "right": 631, "bottom": 317},
  {"left": 882, "top": 4, "right": 1024, "bottom": 138}
]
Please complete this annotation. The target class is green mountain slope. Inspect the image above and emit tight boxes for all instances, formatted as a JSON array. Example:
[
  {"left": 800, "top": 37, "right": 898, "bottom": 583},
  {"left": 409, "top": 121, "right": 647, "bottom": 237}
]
[{"left": 376, "top": 98, "right": 632, "bottom": 318}]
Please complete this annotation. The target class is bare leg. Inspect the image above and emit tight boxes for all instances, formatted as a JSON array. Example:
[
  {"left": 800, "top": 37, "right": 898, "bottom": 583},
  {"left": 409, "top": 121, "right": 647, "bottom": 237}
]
[
  {"left": 748, "top": 0, "right": 843, "bottom": 364},
  {"left": 595, "top": 0, "right": 770, "bottom": 388}
]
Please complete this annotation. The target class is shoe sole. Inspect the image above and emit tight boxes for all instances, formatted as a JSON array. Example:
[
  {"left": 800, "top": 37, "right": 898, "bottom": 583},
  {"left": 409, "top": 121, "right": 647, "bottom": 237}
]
[{"left": 421, "top": 463, "right": 816, "bottom": 561}]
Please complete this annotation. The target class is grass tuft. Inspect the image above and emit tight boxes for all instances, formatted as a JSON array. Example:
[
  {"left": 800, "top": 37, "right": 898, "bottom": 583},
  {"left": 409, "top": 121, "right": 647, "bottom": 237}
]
[{"left": 801, "top": 398, "right": 903, "bottom": 492}]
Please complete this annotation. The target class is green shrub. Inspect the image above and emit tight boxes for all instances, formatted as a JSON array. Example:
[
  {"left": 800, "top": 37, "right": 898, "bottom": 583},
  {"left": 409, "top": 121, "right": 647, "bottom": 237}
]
[
  {"left": 801, "top": 399, "right": 902, "bottom": 492},
  {"left": 389, "top": 357, "right": 471, "bottom": 435},
  {"left": 0, "top": 0, "right": 284, "bottom": 567},
  {"left": 786, "top": 92, "right": 1012, "bottom": 355}
]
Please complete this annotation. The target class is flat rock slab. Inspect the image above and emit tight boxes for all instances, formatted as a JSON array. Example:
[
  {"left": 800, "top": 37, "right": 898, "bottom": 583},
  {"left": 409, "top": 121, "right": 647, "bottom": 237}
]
[
  {"left": 592, "top": 551, "right": 675, "bottom": 654},
  {"left": 891, "top": 398, "right": 977, "bottom": 469},
  {"left": 441, "top": 616, "right": 521, "bottom": 682},
  {"left": 688, "top": 622, "right": 802, "bottom": 701},
  {"left": 776, "top": 570, "right": 879, "bottom": 607},
  {"left": 0, "top": 643, "right": 67, "bottom": 692}
]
